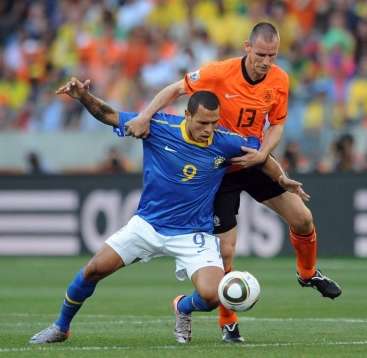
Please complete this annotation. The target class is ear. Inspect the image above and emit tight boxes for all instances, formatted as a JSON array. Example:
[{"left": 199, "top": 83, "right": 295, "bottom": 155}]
[
  {"left": 244, "top": 40, "right": 251, "bottom": 54},
  {"left": 185, "top": 109, "right": 191, "bottom": 121}
]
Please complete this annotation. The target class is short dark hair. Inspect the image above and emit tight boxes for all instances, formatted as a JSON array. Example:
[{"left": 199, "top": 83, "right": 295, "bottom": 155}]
[
  {"left": 187, "top": 91, "right": 220, "bottom": 116},
  {"left": 249, "top": 22, "right": 279, "bottom": 43}
]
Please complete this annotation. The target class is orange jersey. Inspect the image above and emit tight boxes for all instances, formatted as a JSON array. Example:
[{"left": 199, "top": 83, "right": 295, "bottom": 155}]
[{"left": 184, "top": 57, "right": 289, "bottom": 141}]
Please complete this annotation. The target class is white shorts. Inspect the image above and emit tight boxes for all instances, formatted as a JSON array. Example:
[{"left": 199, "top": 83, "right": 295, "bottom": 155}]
[{"left": 105, "top": 215, "right": 223, "bottom": 280}]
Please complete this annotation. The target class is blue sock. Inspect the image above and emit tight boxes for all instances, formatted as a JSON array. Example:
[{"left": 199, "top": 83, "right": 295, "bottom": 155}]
[
  {"left": 177, "top": 291, "right": 213, "bottom": 314},
  {"left": 55, "top": 269, "right": 96, "bottom": 332}
]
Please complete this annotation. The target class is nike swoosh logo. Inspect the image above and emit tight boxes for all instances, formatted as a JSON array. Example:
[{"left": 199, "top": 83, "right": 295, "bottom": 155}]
[
  {"left": 224, "top": 94, "right": 240, "bottom": 99},
  {"left": 197, "top": 248, "right": 208, "bottom": 253},
  {"left": 164, "top": 146, "right": 177, "bottom": 153}
]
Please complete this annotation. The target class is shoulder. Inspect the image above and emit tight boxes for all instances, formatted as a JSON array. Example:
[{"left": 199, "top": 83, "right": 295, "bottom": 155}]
[
  {"left": 214, "top": 126, "right": 260, "bottom": 150},
  {"left": 210, "top": 57, "right": 241, "bottom": 73},
  {"left": 152, "top": 112, "right": 183, "bottom": 126},
  {"left": 144, "top": 113, "right": 183, "bottom": 143},
  {"left": 185, "top": 57, "right": 241, "bottom": 90},
  {"left": 268, "top": 64, "right": 289, "bottom": 89},
  {"left": 214, "top": 125, "right": 244, "bottom": 138},
  {"left": 213, "top": 126, "right": 247, "bottom": 148},
  {"left": 198, "top": 57, "right": 241, "bottom": 76},
  {"left": 270, "top": 64, "right": 289, "bottom": 79}
]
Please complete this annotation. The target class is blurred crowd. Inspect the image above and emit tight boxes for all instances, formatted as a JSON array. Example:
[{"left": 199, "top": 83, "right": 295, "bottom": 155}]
[{"left": 0, "top": 0, "right": 366, "bottom": 174}]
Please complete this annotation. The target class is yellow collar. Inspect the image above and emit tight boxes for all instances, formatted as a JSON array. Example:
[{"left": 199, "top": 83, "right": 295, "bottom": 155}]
[{"left": 180, "top": 120, "right": 213, "bottom": 148}]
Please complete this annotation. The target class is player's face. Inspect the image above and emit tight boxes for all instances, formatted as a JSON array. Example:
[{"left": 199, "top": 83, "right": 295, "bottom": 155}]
[
  {"left": 185, "top": 105, "right": 220, "bottom": 143},
  {"left": 244, "top": 36, "right": 279, "bottom": 80}
]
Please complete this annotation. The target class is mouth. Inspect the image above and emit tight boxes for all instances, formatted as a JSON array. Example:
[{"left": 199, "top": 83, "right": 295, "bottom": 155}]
[{"left": 199, "top": 135, "right": 210, "bottom": 141}]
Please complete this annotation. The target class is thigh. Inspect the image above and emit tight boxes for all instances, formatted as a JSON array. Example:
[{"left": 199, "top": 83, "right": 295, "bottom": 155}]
[
  {"left": 191, "top": 266, "right": 224, "bottom": 298},
  {"left": 165, "top": 232, "right": 223, "bottom": 281},
  {"left": 85, "top": 244, "right": 124, "bottom": 281},
  {"left": 105, "top": 215, "right": 162, "bottom": 266},
  {"left": 213, "top": 175, "right": 242, "bottom": 234},
  {"left": 213, "top": 167, "right": 285, "bottom": 234},
  {"left": 263, "top": 191, "right": 311, "bottom": 227},
  {"left": 242, "top": 167, "right": 286, "bottom": 202}
]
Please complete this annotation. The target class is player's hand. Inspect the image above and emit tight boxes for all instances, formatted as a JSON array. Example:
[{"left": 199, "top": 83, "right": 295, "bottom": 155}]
[
  {"left": 278, "top": 175, "right": 310, "bottom": 202},
  {"left": 125, "top": 115, "right": 151, "bottom": 138},
  {"left": 230, "top": 146, "right": 267, "bottom": 168},
  {"left": 55, "top": 77, "right": 91, "bottom": 100}
]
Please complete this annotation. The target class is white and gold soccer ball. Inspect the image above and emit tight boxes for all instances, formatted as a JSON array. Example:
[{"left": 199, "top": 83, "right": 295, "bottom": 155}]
[{"left": 218, "top": 271, "right": 261, "bottom": 312}]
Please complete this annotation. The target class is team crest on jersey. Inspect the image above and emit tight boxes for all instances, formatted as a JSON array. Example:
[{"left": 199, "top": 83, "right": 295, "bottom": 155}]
[
  {"left": 213, "top": 215, "right": 221, "bottom": 227},
  {"left": 213, "top": 156, "right": 225, "bottom": 168},
  {"left": 263, "top": 89, "right": 273, "bottom": 103},
  {"left": 188, "top": 70, "right": 200, "bottom": 82}
]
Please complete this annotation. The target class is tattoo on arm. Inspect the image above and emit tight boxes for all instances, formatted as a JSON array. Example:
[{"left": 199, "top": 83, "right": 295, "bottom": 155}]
[{"left": 80, "top": 92, "right": 117, "bottom": 125}]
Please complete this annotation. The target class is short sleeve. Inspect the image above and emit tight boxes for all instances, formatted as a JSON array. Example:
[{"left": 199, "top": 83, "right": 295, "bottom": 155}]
[
  {"left": 219, "top": 130, "right": 261, "bottom": 159},
  {"left": 184, "top": 62, "right": 219, "bottom": 94},
  {"left": 233, "top": 136, "right": 260, "bottom": 153},
  {"left": 113, "top": 112, "right": 138, "bottom": 137}
]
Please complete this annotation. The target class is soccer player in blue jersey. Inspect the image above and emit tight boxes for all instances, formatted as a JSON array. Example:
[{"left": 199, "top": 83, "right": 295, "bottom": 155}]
[
  {"left": 126, "top": 23, "right": 341, "bottom": 343},
  {"left": 30, "top": 78, "right": 307, "bottom": 344}
]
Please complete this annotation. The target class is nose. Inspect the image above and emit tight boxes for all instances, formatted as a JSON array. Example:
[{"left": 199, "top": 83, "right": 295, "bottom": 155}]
[
  {"left": 203, "top": 126, "right": 213, "bottom": 137},
  {"left": 263, "top": 56, "right": 272, "bottom": 66}
]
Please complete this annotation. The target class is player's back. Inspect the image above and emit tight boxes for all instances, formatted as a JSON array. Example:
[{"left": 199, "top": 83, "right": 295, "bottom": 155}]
[{"left": 114, "top": 112, "right": 259, "bottom": 236}]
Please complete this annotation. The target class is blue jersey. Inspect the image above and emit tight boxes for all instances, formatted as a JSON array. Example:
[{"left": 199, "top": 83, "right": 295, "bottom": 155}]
[{"left": 114, "top": 112, "right": 260, "bottom": 235}]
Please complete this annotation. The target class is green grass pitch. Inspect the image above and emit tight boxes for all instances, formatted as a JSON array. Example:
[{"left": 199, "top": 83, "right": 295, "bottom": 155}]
[{"left": 0, "top": 256, "right": 366, "bottom": 357}]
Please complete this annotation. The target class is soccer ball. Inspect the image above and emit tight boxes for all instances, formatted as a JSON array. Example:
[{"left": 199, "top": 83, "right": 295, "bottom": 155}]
[{"left": 218, "top": 271, "right": 260, "bottom": 311}]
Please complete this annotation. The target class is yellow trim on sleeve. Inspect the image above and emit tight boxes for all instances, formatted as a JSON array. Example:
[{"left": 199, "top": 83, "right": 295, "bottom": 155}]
[
  {"left": 151, "top": 118, "right": 180, "bottom": 128},
  {"left": 151, "top": 118, "right": 169, "bottom": 125}
]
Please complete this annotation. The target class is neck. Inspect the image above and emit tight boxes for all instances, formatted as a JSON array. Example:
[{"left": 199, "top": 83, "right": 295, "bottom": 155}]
[
  {"left": 244, "top": 57, "right": 265, "bottom": 82},
  {"left": 185, "top": 121, "right": 195, "bottom": 141}
]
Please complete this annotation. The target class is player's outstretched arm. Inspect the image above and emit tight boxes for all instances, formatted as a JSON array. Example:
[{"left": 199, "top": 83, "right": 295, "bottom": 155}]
[
  {"left": 56, "top": 77, "right": 119, "bottom": 127},
  {"left": 125, "top": 80, "right": 186, "bottom": 138},
  {"left": 239, "top": 147, "right": 310, "bottom": 202},
  {"left": 263, "top": 154, "right": 310, "bottom": 202}
]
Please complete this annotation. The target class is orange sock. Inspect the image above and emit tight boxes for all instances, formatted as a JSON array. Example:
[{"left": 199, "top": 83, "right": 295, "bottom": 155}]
[
  {"left": 218, "top": 267, "right": 238, "bottom": 328},
  {"left": 289, "top": 227, "right": 317, "bottom": 280}
]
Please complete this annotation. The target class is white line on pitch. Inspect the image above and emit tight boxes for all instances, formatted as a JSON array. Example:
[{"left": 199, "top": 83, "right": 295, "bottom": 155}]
[
  {"left": 1, "top": 341, "right": 367, "bottom": 353},
  {"left": 1, "top": 314, "right": 367, "bottom": 324}
]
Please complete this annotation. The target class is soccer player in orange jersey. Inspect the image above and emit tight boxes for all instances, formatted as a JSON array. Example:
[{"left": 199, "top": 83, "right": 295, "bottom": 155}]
[{"left": 126, "top": 22, "right": 342, "bottom": 343}]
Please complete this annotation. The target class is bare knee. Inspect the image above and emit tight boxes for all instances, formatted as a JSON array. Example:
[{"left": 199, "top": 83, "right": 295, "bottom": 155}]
[
  {"left": 266, "top": 194, "right": 315, "bottom": 235},
  {"left": 290, "top": 207, "right": 314, "bottom": 234},
  {"left": 198, "top": 286, "right": 220, "bottom": 310},
  {"left": 84, "top": 259, "right": 108, "bottom": 283},
  {"left": 83, "top": 245, "right": 124, "bottom": 283},
  {"left": 192, "top": 266, "right": 223, "bottom": 310}
]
